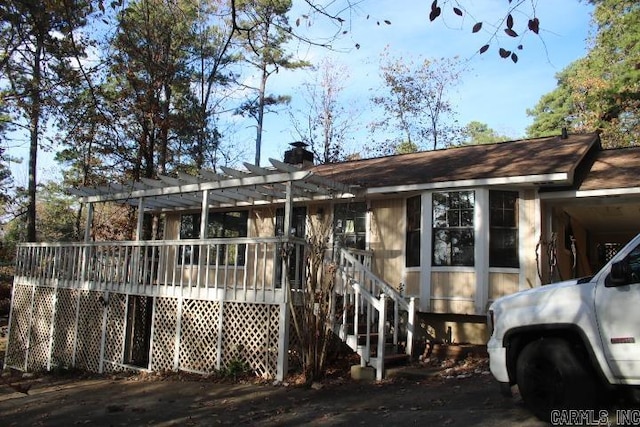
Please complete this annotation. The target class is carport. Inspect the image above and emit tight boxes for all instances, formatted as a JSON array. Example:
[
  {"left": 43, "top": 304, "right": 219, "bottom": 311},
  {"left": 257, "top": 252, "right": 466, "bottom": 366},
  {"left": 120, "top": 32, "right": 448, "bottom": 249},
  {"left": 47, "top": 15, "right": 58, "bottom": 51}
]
[{"left": 539, "top": 147, "right": 640, "bottom": 282}]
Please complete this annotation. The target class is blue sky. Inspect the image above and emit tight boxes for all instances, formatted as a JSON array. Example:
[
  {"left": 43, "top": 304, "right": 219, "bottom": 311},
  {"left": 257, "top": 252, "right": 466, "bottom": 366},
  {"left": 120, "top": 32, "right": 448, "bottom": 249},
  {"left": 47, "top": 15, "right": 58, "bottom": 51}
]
[
  {"left": 7, "top": 0, "right": 595, "bottom": 185},
  {"left": 256, "top": 0, "right": 595, "bottom": 164}
]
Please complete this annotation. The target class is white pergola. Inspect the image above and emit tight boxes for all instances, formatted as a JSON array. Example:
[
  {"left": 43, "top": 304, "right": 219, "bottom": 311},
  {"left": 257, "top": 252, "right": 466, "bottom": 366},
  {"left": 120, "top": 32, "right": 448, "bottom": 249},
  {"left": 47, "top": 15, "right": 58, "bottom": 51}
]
[{"left": 68, "top": 158, "right": 359, "bottom": 242}]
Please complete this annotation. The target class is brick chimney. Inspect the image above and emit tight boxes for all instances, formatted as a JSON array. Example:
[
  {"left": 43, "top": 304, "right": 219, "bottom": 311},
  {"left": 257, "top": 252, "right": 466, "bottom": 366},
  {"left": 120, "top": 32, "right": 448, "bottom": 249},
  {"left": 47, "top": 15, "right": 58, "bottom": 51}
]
[{"left": 283, "top": 141, "right": 314, "bottom": 168}]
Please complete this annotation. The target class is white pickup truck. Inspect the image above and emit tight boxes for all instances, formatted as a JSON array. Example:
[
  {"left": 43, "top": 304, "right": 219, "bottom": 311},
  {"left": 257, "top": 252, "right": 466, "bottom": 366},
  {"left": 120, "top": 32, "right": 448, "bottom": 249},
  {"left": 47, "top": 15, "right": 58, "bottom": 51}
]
[{"left": 487, "top": 232, "right": 640, "bottom": 421}]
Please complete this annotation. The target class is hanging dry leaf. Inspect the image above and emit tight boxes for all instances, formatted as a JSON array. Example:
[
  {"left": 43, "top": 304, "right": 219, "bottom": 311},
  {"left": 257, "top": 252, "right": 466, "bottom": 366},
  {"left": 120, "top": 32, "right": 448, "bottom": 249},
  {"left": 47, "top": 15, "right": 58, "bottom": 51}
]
[
  {"left": 504, "top": 28, "right": 518, "bottom": 37},
  {"left": 528, "top": 18, "right": 540, "bottom": 34},
  {"left": 453, "top": 7, "right": 463, "bottom": 16},
  {"left": 429, "top": 7, "right": 441, "bottom": 21},
  {"left": 479, "top": 44, "right": 489, "bottom": 54},
  {"left": 472, "top": 22, "right": 482, "bottom": 33}
]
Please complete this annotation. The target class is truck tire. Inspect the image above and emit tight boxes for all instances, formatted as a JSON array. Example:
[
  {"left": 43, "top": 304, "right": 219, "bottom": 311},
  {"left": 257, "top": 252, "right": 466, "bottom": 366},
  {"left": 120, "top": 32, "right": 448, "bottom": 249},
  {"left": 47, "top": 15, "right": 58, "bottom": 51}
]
[{"left": 516, "top": 337, "right": 597, "bottom": 421}]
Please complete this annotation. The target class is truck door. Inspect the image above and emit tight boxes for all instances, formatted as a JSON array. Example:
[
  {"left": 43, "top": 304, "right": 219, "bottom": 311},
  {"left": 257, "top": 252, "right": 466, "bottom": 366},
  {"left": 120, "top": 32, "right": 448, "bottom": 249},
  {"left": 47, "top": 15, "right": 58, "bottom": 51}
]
[{"left": 594, "top": 242, "right": 640, "bottom": 380}]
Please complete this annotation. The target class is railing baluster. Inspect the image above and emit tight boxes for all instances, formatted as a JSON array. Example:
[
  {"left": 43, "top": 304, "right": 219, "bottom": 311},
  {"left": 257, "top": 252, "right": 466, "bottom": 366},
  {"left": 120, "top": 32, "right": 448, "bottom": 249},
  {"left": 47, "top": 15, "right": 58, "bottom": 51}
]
[
  {"left": 261, "top": 242, "right": 267, "bottom": 298},
  {"left": 214, "top": 244, "right": 220, "bottom": 290},
  {"left": 204, "top": 243, "right": 211, "bottom": 289}
]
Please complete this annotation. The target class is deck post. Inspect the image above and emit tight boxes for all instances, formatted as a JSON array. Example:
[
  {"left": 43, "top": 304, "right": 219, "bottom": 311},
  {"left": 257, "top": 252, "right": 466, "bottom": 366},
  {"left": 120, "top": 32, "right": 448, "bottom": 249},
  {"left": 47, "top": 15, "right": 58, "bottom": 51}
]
[
  {"left": 376, "top": 294, "right": 387, "bottom": 381},
  {"left": 46, "top": 285, "right": 59, "bottom": 371},
  {"left": 98, "top": 291, "right": 109, "bottom": 373},
  {"left": 216, "top": 300, "right": 224, "bottom": 370},
  {"left": 406, "top": 297, "right": 415, "bottom": 356},
  {"left": 276, "top": 301, "right": 290, "bottom": 381},
  {"left": 173, "top": 295, "right": 183, "bottom": 370},
  {"left": 24, "top": 283, "right": 36, "bottom": 371}
]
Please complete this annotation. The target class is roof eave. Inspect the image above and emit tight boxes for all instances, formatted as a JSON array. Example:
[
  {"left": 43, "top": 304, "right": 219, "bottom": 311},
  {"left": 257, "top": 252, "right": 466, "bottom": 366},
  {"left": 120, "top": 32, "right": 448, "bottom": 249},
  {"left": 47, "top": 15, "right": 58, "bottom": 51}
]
[{"left": 365, "top": 173, "right": 572, "bottom": 195}]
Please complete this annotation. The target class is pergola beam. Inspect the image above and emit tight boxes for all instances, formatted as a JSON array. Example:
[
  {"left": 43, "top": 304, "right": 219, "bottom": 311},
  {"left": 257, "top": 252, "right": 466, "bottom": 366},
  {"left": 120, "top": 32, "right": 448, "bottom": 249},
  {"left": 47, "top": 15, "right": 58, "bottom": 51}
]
[{"left": 72, "top": 161, "right": 357, "bottom": 211}]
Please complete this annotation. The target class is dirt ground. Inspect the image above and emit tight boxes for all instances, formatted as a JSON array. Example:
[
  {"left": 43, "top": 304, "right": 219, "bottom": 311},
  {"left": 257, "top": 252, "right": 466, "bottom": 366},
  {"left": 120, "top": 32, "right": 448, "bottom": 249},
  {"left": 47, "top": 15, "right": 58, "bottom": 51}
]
[{"left": 0, "top": 352, "right": 549, "bottom": 427}]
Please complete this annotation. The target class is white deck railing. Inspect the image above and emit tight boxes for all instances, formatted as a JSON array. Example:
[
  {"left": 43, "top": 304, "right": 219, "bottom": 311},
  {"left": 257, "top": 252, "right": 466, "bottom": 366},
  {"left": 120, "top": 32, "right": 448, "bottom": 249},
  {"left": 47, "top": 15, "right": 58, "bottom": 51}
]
[{"left": 14, "top": 237, "right": 306, "bottom": 303}]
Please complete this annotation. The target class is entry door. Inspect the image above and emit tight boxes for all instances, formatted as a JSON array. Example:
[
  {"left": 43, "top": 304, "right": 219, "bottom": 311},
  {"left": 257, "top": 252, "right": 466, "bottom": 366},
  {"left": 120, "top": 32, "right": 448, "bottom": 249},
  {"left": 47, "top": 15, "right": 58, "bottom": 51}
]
[{"left": 594, "top": 243, "right": 640, "bottom": 380}]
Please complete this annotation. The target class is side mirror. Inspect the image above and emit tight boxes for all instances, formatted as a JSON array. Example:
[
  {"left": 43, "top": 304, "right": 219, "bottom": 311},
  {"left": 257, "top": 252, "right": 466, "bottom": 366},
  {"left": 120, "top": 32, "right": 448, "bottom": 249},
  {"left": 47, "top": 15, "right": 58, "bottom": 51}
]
[{"left": 607, "top": 258, "right": 630, "bottom": 287}]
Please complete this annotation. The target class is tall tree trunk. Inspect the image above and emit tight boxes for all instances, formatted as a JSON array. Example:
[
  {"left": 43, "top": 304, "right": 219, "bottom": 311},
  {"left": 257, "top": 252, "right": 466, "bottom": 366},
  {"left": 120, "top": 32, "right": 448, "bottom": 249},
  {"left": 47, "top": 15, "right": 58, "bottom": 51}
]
[
  {"left": 255, "top": 62, "right": 268, "bottom": 166},
  {"left": 158, "top": 84, "right": 171, "bottom": 176},
  {"left": 27, "top": 35, "right": 44, "bottom": 242}
]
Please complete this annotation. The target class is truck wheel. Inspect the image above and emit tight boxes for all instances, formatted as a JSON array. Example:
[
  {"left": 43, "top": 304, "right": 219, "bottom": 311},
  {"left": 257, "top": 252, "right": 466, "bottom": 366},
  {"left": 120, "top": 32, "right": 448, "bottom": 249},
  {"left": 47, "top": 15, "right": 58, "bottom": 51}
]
[{"left": 516, "top": 338, "right": 597, "bottom": 421}]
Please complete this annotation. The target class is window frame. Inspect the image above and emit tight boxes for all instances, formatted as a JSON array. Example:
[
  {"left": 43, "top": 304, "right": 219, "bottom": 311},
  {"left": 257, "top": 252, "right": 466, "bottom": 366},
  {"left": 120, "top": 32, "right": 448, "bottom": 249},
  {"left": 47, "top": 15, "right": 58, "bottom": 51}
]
[
  {"left": 489, "top": 190, "right": 519, "bottom": 269},
  {"left": 432, "top": 191, "right": 475, "bottom": 267},
  {"left": 406, "top": 195, "right": 421, "bottom": 268},
  {"left": 333, "top": 202, "right": 367, "bottom": 251}
]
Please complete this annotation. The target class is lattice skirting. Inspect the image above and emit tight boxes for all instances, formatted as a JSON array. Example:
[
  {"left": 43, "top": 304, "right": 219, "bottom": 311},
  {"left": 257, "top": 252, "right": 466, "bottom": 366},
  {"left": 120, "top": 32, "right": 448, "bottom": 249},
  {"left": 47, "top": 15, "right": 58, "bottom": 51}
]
[{"left": 5, "top": 284, "right": 290, "bottom": 380}]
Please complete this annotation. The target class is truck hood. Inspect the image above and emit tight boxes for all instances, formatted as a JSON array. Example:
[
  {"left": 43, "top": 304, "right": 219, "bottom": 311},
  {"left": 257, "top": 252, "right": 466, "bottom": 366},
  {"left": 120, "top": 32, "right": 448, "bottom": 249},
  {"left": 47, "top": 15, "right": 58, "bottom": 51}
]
[
  {"left": 489, "top": 275, "right": 598, "bottom": 341},
  {"left": 494, "top": 276, "right": 592, "bottom": 305}
]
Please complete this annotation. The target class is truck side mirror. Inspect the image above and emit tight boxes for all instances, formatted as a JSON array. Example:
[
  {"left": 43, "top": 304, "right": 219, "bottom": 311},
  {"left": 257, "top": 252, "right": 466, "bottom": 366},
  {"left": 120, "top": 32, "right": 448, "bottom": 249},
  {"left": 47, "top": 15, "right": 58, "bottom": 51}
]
[{"left": 607, "top": 258, "right": 630, "bottom": 287}]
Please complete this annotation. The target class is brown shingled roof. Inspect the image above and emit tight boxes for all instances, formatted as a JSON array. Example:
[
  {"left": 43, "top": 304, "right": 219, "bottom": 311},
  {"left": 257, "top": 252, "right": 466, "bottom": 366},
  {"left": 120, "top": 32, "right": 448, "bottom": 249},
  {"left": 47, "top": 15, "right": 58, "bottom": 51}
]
[
  {"left": 577, "top": 146, "right": 640, "bottom": 191},
  {"left": 311, "top": 133, "right": 600, "bottom": 190}
]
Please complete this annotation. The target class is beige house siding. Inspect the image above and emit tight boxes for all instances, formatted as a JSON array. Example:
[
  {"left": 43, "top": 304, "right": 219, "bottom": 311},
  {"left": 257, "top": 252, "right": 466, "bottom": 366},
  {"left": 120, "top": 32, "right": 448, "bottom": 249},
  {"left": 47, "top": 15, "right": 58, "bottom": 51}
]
[
  {"left": 519, "top": 189, "right": 540, "bottom": 289},
  {"left": 165, "top": 212, "right": 181, "bottom": 240},
  {"left": 369, "top": 199, "right": 405, "bottom": 292},
  {"left": 404, "top": 270, "right": 420, "bottom": 296},
  {"left": 430, "top": 271, "right": 476, "bottom": 314},
  {"left": 488, "top": 272, "right": 519, "bottom": 301}
]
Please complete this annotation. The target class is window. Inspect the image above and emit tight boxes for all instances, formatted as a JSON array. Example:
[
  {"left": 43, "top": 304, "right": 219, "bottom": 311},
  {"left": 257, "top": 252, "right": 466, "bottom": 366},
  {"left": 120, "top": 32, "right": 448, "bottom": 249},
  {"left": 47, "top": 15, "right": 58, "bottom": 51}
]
[
  {"left": 179, "top": 213, "right": 201, "bottom": 264},
  {"left": 489, "top": 191, "right": 519, "bottom": 268},
  {"left": 432, "top": 191, "right": 475, "bottom": 266},
  {"left": 406, "top": 196, "right": 421, "bottom": 267},
  {"left": 628, "top": 244, "right": 640, "bottom": 284},
  {"left": 275, "top": 207, "right": 307, "bottom": 238},
  {"left": 334, "top": 202, "right": 366, "bottom": 250},
  {"left": 179, "top": 211, "right": 248, "bottom": 265}
]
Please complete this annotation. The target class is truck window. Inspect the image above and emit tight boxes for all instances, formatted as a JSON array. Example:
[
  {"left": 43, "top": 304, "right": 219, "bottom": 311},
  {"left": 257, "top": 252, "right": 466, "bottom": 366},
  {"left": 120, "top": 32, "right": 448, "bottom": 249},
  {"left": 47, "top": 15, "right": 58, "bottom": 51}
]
[{"left": 628, "top": 245, "right": 640, "bottom": 284}]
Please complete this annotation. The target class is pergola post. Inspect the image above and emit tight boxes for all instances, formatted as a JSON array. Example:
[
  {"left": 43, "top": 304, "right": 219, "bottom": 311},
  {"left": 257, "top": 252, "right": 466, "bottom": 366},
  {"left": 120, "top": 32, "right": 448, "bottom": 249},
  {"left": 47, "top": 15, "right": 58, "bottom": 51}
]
[
  {"left": 198, "top": 190, "right": 210, "bottom": 287},
  {"left": 135, "top": 197, "right": 145, "bottom": 241},
  {"left": 281, "top": 181, "right": 293, "bottom": 289},
  {"left": 278, "top": 181, "right": 293, "bottom": 382},
  {"left": 84, "top": 202, "right": 94, "bottom": 243},
  {"left": 132, "top": 197, "right": 145, "bottom": 286}
]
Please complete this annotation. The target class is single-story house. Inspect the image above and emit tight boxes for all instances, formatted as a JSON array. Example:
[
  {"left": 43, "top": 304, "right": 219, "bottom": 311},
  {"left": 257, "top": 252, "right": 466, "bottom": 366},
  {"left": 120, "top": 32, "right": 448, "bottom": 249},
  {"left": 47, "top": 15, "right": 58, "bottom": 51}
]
[{"left": 5, "top": 131, "right": 640, "bottom": 380}]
